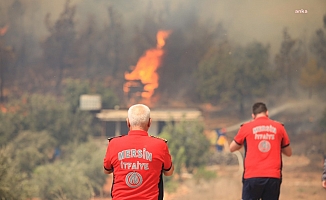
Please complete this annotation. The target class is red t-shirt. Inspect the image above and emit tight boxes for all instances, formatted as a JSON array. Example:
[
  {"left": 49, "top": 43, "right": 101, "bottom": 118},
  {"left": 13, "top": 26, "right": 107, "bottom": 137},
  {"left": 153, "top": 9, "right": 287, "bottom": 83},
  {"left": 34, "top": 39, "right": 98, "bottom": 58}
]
[
  {"left": 234, "top": 116, "right": 290, "bottom": 179},
  {"left": 103, "top": 130, "right": 173, "bottom": 200}
]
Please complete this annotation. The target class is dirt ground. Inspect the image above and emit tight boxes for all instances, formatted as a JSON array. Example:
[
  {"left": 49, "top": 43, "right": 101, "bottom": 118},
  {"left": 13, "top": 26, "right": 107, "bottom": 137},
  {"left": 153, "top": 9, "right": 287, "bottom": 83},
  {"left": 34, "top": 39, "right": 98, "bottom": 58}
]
[
  {"left": 164, "top": 155, "right": 325, "bottom": 200},
  {"left": 99, "top": 154, "right": 325, "bottom": 200}
]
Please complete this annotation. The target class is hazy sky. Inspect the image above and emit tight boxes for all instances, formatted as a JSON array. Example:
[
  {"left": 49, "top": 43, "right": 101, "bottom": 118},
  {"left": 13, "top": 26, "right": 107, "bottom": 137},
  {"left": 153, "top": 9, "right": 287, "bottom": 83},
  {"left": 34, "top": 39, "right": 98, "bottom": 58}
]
[{"left": 201, "top": 0, "right": 326, "bottom": 54}]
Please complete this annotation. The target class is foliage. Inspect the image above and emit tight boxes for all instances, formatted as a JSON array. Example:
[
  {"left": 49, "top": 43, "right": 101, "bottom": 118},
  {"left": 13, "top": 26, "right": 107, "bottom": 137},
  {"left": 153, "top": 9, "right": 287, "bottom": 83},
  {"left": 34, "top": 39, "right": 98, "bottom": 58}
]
[
  {"left": 42, "top": 0, "right": 77, "bottom": 90},
  {"left": 6, "top": 131, "right": 56, "bottom": 176},
  {"left": 23, "top": 93, "right": 95, "bottom": 144},
  {"left": 196, "top": 40, "right": 272, "bottom": 114},
  {"left": 33, "top": 162, "right": 93, "bottom": 200},
  {"left": 63, "top": 78, "right": 90, "bottom": 111},
  {"left": 193, "top": 166, "right": 217, "bottom": 183},
  {"left": 0, "top": 147, "right": 33, "bottom": 199},
  {"left": 0, "top": 100, "right": 29, "bottom": 146},
  {"left": 160, "top": 119, "right": 211, "bottom": 177},
  {"left": 299, "top": 59, "right": 326, "bottom": 98},
  {"left": 32, "top": 140, "right": 107, "bottom": 200},
  {"left": 274, "top": 28, "right": 306, "bottom": 94},
  {"left": 320, "top": 108, "right": 326, "bottom": 132},
  {"left": 310, "top": 14, "right": 326, "bottom": 71},
  {"left": 63, "top": 140, "right": 108, "bottom": 196},
  {"left": 0, "top": 42, "right": 15, "bottom": 102},
  {"left": 196, "top": 40, "right": 233, "bottom": 103},
  {"left": 229, "top": 42, "right": 273, "bottom": 114},
  {"left": 93, "top": 82, "right": 120, "bottom": 109}
]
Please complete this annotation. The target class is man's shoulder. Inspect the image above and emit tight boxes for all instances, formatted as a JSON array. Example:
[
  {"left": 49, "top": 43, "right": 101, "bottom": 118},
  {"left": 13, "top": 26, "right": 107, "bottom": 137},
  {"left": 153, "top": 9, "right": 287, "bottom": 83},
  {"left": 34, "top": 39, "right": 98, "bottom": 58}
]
[
  {"left": 149, "top": 135, "right": 168, "bottom": 143},
  {"left": 240, "top": 120, "right": 253, "bottom": 127},
  {"left": 270, "top": 119, "right": 284, "bottom": 126},
  {"left": 108, "top": 135, "right": 127, "bottom": 142}
]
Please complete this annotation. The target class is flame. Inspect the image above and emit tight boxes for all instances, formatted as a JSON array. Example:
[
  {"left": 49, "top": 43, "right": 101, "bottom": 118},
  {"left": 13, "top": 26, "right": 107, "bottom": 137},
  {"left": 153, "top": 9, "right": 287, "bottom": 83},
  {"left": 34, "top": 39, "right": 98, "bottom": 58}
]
[
  {"left": 0, "top": 25, "right": 9, "bottom": 36},
  {"left": 124, "top": 30, "right": 171, "bottom": 99}
]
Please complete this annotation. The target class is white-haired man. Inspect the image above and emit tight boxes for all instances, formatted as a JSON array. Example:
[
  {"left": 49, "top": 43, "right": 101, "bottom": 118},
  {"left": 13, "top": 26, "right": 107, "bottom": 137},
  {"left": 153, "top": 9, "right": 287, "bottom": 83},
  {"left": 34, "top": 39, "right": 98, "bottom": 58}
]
[{"left": 103, "top": 104, "right": 174, "bottom": 200}]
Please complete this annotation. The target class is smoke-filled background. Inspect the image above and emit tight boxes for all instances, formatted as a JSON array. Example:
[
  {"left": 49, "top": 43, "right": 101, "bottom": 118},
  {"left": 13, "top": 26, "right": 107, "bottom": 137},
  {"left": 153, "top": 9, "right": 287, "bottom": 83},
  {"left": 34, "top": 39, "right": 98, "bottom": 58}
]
[
  {"left": 1, "top": 0, "right": 326, "bottom": 105},
  {"left": 1, "top": 0, "right": 326, "bottom": 199}
]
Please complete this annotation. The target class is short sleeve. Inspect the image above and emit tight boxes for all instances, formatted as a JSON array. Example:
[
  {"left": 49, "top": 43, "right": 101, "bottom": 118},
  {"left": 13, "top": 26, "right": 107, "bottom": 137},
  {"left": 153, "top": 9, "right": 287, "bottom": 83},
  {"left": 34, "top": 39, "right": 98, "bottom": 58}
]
[
  {"left": 103, "top": 142, "right": 112, "bottom": 171},
  {"left": 281, "top": 126, "right": 290, "bottom": 148},
  {"left": 234, "top": 126, "right": 246, "bottom": 145},
  {"left": 163, "top": 143, "right": 172, "bottom": 171}
]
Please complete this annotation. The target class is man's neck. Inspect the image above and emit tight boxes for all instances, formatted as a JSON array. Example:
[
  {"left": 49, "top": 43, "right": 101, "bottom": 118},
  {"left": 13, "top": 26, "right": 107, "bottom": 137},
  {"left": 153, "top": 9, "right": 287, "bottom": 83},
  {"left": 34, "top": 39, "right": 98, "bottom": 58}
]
[{"left": 255, "top": 113, "right": 268, "bottom": 119}]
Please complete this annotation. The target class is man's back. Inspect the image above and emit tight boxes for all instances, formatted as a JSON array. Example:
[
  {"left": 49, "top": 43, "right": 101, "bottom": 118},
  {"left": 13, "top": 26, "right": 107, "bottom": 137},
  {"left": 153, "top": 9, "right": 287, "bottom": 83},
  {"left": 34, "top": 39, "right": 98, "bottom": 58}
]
[
  {"left": 234, "top": 116, "right": 290, "bottom": 179},
  {"left": 105, "top": 130, "right": 172, "bottom": 200}
]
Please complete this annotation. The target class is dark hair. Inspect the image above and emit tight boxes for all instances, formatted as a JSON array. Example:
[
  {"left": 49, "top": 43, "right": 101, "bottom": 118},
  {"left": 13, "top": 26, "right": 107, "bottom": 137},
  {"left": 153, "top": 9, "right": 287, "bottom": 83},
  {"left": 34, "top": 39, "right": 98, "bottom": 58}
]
[{"left": 252, "top": 102, "right": 267, "bottom": 115}]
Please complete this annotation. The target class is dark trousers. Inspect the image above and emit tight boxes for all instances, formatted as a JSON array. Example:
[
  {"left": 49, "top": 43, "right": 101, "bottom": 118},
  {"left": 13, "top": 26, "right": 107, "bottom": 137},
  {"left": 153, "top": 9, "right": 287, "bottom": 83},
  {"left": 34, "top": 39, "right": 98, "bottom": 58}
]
[{"left": 242, "top": 177, "right": 282, "bottom": 200}]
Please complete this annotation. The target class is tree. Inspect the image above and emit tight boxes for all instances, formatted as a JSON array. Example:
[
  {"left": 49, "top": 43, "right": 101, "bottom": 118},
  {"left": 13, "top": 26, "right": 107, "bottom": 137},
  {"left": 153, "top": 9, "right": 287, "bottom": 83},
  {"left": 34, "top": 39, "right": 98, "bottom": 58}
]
[
  {"left": 0, "top": 98, "right": 29, "bottom": 146},
  {"left": 310, "top": 14, "right": 326, "bottom": 71},
  {"left": 299, "top": 59, "right": 326, "bottom": 98},
  {"left": 24, "top": 93, "right": 95, "bottom": 144},
  {"left": 196, "top": 40, "right": 272, "bottom": 115},
  {"left": 0, "top": 147, "right": 32, "bottom": 199},
  {"left": 230, "top": 42, "right": 272, "bottom": 115},
  {"left": 274, "top": 28, "right": 306, "bottom": 95},
  {"left": 0, "top": 40, "right": 15, "bottom": 102},
  {"left": 33, "top": 162, "right": 94, "bottom": 200},
  {"left": 32, "top": 140, "right": 107, "bottom": 199},
  {"left": 6, "top": 131, "right": 56, "bottom": 176},
  {"left": 195, "top": 39, "right": 232, "bottom": 103},
  {"left": 42, "top": 0, "right": 77, "bottom": 91},
  {"left": 160, "top": 119, "right": 210, "bottom": 177}
]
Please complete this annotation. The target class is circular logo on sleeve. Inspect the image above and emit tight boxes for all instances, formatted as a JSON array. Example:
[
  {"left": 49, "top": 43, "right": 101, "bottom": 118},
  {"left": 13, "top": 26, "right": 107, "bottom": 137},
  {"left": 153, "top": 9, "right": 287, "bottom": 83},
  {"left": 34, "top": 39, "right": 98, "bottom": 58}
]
[
  {"left": 258, "top": 140, "right": 271, "bottom": 152},
  {"left": 125, "top": 172, "right": 143, "bottom": 188}
]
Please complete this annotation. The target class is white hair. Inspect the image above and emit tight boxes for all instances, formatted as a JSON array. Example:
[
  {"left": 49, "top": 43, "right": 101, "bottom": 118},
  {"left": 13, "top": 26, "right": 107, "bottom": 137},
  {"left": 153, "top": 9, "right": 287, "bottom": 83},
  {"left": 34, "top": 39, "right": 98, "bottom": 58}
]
[{"left": 127, "top": 104, "right": 150, "bottom": 127}]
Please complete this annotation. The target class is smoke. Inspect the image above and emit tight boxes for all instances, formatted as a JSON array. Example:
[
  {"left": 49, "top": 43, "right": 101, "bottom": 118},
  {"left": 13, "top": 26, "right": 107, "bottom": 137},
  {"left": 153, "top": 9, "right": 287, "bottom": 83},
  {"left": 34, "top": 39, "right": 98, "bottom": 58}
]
[{"left": 2, "top": 0, "right": 324, "bottom": 56}]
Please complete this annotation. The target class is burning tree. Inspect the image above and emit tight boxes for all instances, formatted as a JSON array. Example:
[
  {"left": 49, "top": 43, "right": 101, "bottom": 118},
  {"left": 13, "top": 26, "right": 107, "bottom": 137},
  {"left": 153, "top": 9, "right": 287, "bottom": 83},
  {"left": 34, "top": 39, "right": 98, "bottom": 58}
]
[{"left": 123, "top": 30, "right": 171, "bottom": 105}]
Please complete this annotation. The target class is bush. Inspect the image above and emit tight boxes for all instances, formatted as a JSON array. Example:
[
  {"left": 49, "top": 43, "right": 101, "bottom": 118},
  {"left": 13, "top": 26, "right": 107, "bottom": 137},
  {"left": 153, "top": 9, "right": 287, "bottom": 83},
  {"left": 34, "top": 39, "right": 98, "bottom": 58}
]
[{"left": 160, "top": 119, "right": 211, "bottom": 177}]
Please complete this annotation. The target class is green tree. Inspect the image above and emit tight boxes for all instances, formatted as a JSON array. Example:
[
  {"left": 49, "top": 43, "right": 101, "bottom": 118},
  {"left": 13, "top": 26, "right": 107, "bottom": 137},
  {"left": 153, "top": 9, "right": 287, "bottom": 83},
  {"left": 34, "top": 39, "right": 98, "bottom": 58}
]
[
  {"left": 196, "top": 40, "right": 233, "bottom": 103},
  {"left": 0, "top": 98, "right": 29, "bottom": 145},
  {"left": 275, "top": 28, "right": 306, "bottom": 95},
  {"left": 160, "top": 119, "right": 210, "bottom": 178},
  {"left": 63, "top": 78, "right": 90, "bottom": 111},
  {"left": 94, "top": 82, "right": 119, "bottom": 109},
  {"left": 230, "top": 42, "right": 272, "bottom": 115},
  {"left": 33, "top": 162, "right": 93, "bottom": 200},
  {"left": 32, "top": 140, "right": 107, "bottom": 199},
  {"left": 300, "top": 59, "right": 326, "bottom": 98},
  {"left": 0, "top": 147, "right": 33, "bottom": 199},
  {"left": 20, "top": 93, "right": 95, "bottom": 145},
  {"left": 321, "top": 108, "right": 326, "bottom": 131},
  {"left": 63, "top": 140, "right": 107, "bottom": 197},
  {"left": 310, "top": 14, "right": 326, "bottom": 71},
  {"left": 6, "top": 131, "right": 56, "bottom": 176}
]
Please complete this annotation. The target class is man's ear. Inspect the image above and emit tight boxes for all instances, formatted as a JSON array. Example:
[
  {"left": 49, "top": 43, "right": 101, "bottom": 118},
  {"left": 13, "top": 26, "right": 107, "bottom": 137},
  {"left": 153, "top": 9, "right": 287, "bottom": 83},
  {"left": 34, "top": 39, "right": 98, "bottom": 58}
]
[
  {"left": 266, "top": 110, "right": 269, "bottom": 117},
  {"left": 252, "top": 114, "right": 255, "bottom": 119},
  {"left": 148, "top": 118, "right": 152, "bottom": 127},
  {"left": 126, "top": 118, "right": 130, "bottom": 128}
]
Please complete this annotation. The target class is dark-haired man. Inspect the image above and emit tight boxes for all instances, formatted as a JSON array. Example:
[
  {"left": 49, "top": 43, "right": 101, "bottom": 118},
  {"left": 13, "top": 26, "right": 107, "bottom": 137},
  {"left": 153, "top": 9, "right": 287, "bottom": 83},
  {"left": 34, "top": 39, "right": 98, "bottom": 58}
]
[
  {"left": 103, "top": 104, "right": 174, "bottom": 200},
  {"left": 230, "top": 102, "right": 292, "bottom": 200}
]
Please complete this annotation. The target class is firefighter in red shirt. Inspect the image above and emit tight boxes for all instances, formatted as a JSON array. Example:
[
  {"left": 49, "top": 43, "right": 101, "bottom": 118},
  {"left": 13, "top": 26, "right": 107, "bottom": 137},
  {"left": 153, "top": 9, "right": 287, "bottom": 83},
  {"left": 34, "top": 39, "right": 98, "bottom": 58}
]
[
  {"left": 230, "top": 102, "right": 292, "bottom": 200},
  {"left": 103, "top": 104, "right": 174, "bottom": 200}
]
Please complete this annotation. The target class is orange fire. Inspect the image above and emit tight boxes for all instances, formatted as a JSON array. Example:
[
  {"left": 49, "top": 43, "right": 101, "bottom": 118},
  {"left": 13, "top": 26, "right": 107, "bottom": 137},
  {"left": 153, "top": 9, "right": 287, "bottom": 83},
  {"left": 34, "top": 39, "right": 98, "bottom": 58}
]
[
  {"left": 124, "top": 30, "right": 171, "bottom": 99},
  {"left": 0, "top": 25, "right": 9, "bottom": 36}
]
